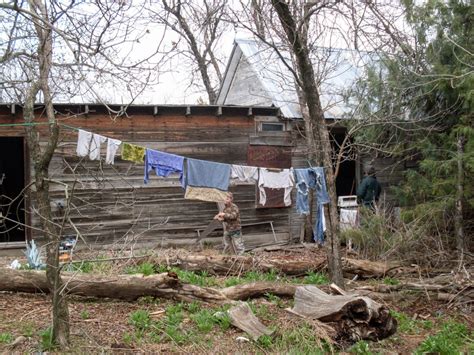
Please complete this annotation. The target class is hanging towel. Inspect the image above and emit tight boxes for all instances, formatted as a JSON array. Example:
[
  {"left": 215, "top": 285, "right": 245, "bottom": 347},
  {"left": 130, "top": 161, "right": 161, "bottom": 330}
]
[
  {"left": 184, "top": 186, "right": 230, "bottom": 203},
  {"left": 258, "top": 168, "right": 294, "bottom": 206},
  {"left": 76, "top": 129, "right": 92, "bottom": 157},
  {"left": 88, "top": 133, "right": 107, "bottom": 161},
  {"left": 106, "top": 138, "right": 122, "bottom": 165},
  {"left": 122, "top": 143, "right": 146, "bottom": 163},
  {"left": 186, "top": 158, "right": 231, "bottom": 191},
  {"left": 230, "top": 165, "right": 258, "bottom": 183},
  {"left": 144, "top": 149, "right": 184, "bottom": 185}
]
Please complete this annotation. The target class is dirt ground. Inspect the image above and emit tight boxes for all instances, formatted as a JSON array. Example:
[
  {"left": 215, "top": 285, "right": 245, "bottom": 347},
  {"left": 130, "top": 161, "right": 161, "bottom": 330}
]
[{"left": 0, "top": 247, "right": 472, "bottom": 354}]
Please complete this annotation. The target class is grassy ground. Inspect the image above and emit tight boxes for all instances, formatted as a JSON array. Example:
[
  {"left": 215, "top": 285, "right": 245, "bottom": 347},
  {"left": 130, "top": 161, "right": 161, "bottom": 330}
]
[{"left": 0, "top": 249, "right": 472, "bottom": 354}]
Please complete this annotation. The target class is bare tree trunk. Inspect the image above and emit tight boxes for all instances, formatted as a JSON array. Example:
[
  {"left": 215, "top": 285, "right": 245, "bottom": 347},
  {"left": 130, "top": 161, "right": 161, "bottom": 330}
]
[
  {"left": 271, "top": 0, "right": 344, "bottom": 288},
  {"left": 26, "top": 0, "right": 69, "bottom": 347},
  {"left": 455, "top": 133, "right": 465, "bottom": 257}
]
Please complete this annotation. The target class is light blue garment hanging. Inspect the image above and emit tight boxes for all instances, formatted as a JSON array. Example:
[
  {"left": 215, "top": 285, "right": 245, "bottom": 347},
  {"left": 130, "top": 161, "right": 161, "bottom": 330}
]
[
  {"left": 293, "top": 167, "right": 330, "bottom": 244},
  {"left": 144, "top": 149, "right": 184, "bottom": 186},
  {"left": 186, "top": 158, "right": 231, "bottom": 191}
]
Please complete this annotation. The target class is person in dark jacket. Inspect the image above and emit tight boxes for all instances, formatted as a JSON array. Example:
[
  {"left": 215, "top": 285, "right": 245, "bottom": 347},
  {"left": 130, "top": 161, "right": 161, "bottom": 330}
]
[{"left": 357, "top": 167, "right": 382, "bottom": 210}]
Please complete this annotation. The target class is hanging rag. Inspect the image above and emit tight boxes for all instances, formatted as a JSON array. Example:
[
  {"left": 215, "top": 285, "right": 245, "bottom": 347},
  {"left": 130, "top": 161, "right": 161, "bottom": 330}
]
[
  {"left": 186, "top": 158, "right": 231, "bottom": 191},
  {"left": 106, "top": 138, "right": 122, "bottom": 165},
  {"left": 258, "top": 168, "right": 294, "bottom": 206},
  {"left": 294, "top": 167, "right": 330, "bottom": 244},
  {"left": 121, "top": 143, "right": 146, "bottom": 163},
  {"left": 144, "top": 149, "right": 184, "bottom": 185},
  {"left": 88, "top": 133, "right": 107, "bottom": 161},
  {"left": 184, "top": 186, "right": 230, "bottom": 203},
  {"left": 230, "top": 165, "right": 258, "bottom": 183},
  {"left": 76, "top": 129, "right": 92, "bottom": 157}
]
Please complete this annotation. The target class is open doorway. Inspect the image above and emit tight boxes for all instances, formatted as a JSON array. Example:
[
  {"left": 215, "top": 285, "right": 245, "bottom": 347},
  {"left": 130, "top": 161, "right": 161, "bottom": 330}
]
[
  {"left": 0, "top": 137, "right": 26, "bottom": 243},
  {"left": 331, "top": 129, "right": 357, "bottom": 197}
]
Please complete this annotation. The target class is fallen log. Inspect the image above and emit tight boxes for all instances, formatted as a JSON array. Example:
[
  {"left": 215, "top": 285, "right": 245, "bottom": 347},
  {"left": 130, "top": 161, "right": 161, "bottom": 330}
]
[
  {"left": 289, "top": 285, "right": 397, "bottom": 342},
  {"left": 150, "top": 253, "right": 411, "bottom": 278},
  {"left": 0, "top": 268, "right": 296, "bottom": 303}
]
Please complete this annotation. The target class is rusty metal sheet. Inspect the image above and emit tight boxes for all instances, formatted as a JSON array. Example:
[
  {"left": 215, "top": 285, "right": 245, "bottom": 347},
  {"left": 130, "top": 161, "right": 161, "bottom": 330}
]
[{"left": 247, "top": 145, "right": 291, "bottom": 169}]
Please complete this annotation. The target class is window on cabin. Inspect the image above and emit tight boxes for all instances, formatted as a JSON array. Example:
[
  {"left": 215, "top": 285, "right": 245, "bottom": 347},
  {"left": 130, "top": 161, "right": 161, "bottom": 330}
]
[{"left": 260, "top": 122, "right": 284, "bottom": 132}]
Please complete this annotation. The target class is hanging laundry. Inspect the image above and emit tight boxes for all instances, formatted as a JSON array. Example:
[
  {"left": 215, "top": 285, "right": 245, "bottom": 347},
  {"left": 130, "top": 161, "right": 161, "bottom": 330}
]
[
  {"left": 121, "top": 143, "right": 145, "bottom": 163},
  {"left": 106, "top": 138, "right": 122, "bottom": 165},
  {"left": 230, "top": 164, "right": 258, "bottom": 183},
  {"left": 294, "top": 167, "right": 330, "bottom": 215},
  {"left": 294, "top": 167, "right": 330, "bottom": 244},
  {"left": 186, "top": 158, "right": 231, "bottom": 191},
  {"left": 258, "top": 168, "right": 294, "bottom": 206},
  {"left": 185, "top": 186, "right": 230, "bottom": 203},
  {"left": 144, "top": 149, "right": 184, "bottom": 185},
  {"left": 76, "top": 129, "right": 92, "bottom": 157},
  {"left": 88, "top": 133, "right": 107, "bottom": 161}
]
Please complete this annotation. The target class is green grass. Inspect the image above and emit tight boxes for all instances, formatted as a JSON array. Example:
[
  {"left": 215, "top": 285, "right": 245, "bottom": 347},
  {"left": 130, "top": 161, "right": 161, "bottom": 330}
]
[
  {"left": 349, "top": 340, "right": 373, "bottom": 354},
  {"left": 170, "top": 268, "right": 219, "bottom": 287},
  {"left": 302, "top": 271, "right": 329, "bottom": 285},
  {"left": 39, "top": 327, "right": 55, "bottom": 351},
  {"left": 414, "top": 321, "right": 471, "bottom": 355},
  {"left": 390, "top": 310, "right": 433, "bottom": 334},
  {"left": 0, "top": 333, "right": 13, "bottom": 344},
  {"left": 80, "top": 310, "right": 90, "bottom": 320},
  {"left": 125, "top": 262, "right": 156, "bottom": 276},
  {"left": 191, "top": 309, "right": 215, "bottom": 333},
  {"left": 129, "top": 310, "right": 151, "bottom": 331},
  {"left": 272, "top": 323, "right": 332, "bottom": 354},
  {"left": 382, "top": 277, "right": 400, "bottom": 285}
]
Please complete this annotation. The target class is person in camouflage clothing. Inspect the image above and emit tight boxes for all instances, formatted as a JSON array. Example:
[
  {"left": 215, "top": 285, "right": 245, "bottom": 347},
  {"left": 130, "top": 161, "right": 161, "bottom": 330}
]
[{"left": 214, "top": 193, "right": 245, "bottom": 255}]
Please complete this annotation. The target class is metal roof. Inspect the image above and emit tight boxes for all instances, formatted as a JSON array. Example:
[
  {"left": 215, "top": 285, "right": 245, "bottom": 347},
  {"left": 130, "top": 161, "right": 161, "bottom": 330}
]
[{"left": 217, "top": 38, "right": 373, "bottom": 119}]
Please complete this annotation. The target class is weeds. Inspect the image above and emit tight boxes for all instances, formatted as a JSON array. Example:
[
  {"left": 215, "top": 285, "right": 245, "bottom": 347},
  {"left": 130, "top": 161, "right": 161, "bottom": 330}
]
[
  {"left": 390, "top": 310, "right": 432, "bottom": 334},
  {"left": 129, "top": 310, "right": 151, "bottom": 331},
  {"left": 0, "top": 333, "right": 13, "bottom": 344},
  {"left": 191, "top": 309, "right": 215, "bottom": 333},
  {"left": 80, "top": 310, "right": 90, "bottom": 320},
  {"left": 382, "top": 277, "right": 400, "bottom": 285},
  {"left": 125, "top": 262, "right": 156, "bottom": 276},
  {"left": 415, "top": 321, "right": 470, "bottom": 354},
  {"left": 302, "top": 271, "right": 329, "bottom": 285},
  {"left": 349, "top": 340, "right": 373, "bottom": 354},
  {"left": 39, "top": 327, "right": 55, "bottom": 351}
]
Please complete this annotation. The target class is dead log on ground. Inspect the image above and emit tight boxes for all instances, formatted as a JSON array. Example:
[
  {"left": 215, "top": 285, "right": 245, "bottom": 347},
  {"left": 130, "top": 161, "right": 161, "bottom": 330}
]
[
  {"left": 151, "top": 253, "right": 413, "bottom": 278},
  {"left": 289, "top": 285, "right": 397, "bottom": 342},
  {"left": 0, "top": 268, "right": 296, "bottom": 303}
]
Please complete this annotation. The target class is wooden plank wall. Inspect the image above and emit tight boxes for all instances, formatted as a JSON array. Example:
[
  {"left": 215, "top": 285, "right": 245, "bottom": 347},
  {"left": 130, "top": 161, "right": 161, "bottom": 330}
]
[{"left": 0, "top": 106, "right": 299, "bottom": 248}]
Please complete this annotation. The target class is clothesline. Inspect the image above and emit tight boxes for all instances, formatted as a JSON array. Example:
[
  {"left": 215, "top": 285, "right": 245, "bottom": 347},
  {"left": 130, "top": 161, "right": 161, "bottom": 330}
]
[
  {"left": 71, "top": 125, "right": 331, "bottom": 244},
  {"left": 1, "top": 121, "right": 331, "bottom": 244}
]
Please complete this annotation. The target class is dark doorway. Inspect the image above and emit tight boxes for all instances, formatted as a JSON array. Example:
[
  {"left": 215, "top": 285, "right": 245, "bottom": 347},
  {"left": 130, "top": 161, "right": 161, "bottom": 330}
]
[
  {"left": 331, "top": 130, "right": 357, "bottom": 197},
  {"left": 0, "top": 137, "right": 26, "bottom": 242}
]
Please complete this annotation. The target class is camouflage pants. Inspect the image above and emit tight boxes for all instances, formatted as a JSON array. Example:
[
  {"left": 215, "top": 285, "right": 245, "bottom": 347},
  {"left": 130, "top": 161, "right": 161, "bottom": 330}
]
[{"left": 223, "top": 230, "right": 245, "bottom": 255}]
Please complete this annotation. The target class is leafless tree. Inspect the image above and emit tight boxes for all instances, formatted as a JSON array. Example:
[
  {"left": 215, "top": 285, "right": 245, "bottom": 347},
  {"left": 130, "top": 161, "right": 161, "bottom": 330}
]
[
  {"left": 0, "top": 0, "right": 164, "bottom": 347},
  {"left": 149, "top": 0, "right": 228, "bottom": 104}
]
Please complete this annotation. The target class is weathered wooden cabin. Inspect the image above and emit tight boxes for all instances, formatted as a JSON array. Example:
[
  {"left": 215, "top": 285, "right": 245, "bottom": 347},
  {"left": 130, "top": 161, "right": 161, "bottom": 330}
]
[
  {"left": 0, "top": 103, "right": 309, "bottom": 250},
  {"left": 216, "top": 39, "right": 405, "bottom": 199}
]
